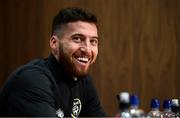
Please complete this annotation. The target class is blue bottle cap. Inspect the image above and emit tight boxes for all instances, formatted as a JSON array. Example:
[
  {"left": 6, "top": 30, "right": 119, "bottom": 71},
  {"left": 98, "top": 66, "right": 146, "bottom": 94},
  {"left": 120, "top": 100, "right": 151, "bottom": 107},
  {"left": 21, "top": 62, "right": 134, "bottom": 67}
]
[
  {"left": 130, "top": 95, "right": 139, "bottom": 106},
  {"left": 151, "top": 99, "right": 160, "bottom": 108},
  {"left": 163, "top": 99, "right": 172, "bottom": 109},
  {"left": 118, "top": 92, "right": 130, "bottom": 103}
]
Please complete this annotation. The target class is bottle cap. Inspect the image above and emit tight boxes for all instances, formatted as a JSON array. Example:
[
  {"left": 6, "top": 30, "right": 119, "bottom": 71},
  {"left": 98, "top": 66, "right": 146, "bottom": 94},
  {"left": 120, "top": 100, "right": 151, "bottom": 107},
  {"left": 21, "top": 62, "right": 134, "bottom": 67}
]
[
  {"left": 163, "top": 99, "right": 172, "bottom": 109},
  {"left": 151, "top": 99, "right": 160, "bottom": 108},
  {"left": 117, "top": 92, "right": 130, "bottom": 103},
  {"left": 172, "top": 99, "right": 179, "bottom": 106},
  {"left": 130, "top": 94, "right": 139, "bottom": 106}
]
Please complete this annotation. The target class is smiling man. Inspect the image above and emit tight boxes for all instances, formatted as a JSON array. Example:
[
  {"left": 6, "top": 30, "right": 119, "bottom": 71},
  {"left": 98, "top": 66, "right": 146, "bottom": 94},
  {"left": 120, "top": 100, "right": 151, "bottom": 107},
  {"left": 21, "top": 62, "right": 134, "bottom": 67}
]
[{"left": 0, "top": 8, "right": 106, "bottom": 117}]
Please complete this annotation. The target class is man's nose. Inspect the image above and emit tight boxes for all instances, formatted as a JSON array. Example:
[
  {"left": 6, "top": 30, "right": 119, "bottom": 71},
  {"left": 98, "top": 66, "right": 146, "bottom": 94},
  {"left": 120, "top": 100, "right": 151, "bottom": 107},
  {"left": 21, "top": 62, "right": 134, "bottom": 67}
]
[{"left": 80, "top": 41, "right": 91, "bottom": 54}]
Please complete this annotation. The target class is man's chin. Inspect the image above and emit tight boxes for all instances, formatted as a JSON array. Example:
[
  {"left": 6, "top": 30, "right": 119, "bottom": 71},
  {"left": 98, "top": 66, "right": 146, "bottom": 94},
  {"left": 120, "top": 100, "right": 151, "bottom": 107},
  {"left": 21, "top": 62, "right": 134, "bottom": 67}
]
[
  {"left": 72, "top": 64, "right": 91, "bottom": 78},
  {"left": 74, "top": 69, "right": 89, "bottom": 78}
]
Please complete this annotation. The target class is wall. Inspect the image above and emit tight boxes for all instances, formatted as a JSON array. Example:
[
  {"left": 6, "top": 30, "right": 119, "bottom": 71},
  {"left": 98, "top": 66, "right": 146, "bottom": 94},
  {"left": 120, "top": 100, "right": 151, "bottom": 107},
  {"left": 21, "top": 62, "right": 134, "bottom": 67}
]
[{"left": 0, "top": 0, "right": 180, "bottom": 116}]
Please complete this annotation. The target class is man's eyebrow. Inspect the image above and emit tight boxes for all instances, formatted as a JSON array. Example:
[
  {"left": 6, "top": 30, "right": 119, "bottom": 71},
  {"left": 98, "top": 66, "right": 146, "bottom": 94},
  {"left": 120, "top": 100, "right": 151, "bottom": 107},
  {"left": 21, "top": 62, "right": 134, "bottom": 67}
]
[
  {"left": 71, "top": 33, "right": 84, "bottom": 37},
  {"left": 71, "top": 33, "right": 99, "bottom": 40},
  {"left": 92, "top": 36, "right": 99, "bottom": 40}
]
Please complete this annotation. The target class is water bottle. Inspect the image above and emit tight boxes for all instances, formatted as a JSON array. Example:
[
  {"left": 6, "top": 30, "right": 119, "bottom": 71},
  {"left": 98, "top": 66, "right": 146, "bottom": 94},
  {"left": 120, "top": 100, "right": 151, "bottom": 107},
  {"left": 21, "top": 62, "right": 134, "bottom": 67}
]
[
  {"left": 162, "top": 99, "right": 175, "bottom": 118},
  {"left": 129, "top": 94, "right": 145, "bottom": 118},
  {"left": 146, "top": 99, "right": 163, "bottom": 118},
  {"left": 116, "top": 92, "right": 131, "bottom": 118},
  {"left": 171, "top": 99, "right": 180, "bottom": 118}
]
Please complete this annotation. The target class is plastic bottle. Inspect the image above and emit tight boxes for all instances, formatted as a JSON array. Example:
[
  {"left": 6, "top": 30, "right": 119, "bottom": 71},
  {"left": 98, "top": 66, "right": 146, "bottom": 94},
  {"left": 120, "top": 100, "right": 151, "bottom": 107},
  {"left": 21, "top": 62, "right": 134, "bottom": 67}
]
[
  {"left": 162, "top": 99, "right": 175, "bottom": 118},
  {"left": 129, "top": 94, "right": 145, "bottom": 118},
  {"left": 171, "top": 99, "right": 180, "bottom": 118},
  {"left": 116, "top": 92, "right": 131, "bottom": 118},
  {"left": 146, "top": 99, "right": 163, "bottom": 118}
]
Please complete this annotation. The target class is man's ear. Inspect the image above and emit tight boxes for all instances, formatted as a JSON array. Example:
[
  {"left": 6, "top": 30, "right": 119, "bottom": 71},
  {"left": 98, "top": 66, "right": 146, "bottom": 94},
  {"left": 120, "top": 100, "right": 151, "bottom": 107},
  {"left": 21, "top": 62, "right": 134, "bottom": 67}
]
[{"left": 50, "top": 35, "right": 59, "bottom": 49}]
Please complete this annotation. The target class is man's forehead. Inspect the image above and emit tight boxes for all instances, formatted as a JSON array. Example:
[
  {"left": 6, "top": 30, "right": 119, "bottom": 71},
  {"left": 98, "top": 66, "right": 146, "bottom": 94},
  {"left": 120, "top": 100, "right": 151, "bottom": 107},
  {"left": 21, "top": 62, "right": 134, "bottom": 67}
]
[{"left": 65, "top": 21, "right": 98, "bottom": 36}]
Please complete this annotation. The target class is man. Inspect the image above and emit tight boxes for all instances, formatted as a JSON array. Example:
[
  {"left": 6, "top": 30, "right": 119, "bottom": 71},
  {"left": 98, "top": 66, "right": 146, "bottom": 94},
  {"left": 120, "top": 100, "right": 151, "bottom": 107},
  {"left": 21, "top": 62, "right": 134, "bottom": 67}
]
[{"left": 0, "top": 7, "right": 106, "bottom": 117}]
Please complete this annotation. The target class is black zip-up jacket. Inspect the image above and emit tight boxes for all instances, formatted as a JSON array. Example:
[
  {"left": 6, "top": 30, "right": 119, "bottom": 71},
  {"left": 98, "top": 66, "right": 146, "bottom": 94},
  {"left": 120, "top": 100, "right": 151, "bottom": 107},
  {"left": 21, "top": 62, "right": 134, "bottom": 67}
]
[{"left": 0, "top": 54, "right": 106, "bottom": 117}]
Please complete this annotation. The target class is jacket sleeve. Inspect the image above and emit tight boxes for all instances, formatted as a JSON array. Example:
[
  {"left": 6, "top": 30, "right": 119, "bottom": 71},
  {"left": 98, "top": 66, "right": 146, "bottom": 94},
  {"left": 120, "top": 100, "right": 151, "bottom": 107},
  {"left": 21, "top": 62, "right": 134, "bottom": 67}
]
[
  {"left": 5, "top": 68, "right": 57, "bottom": 117},
  {"left": 80, "top": 75, "right": 106, "bottom": 117}
]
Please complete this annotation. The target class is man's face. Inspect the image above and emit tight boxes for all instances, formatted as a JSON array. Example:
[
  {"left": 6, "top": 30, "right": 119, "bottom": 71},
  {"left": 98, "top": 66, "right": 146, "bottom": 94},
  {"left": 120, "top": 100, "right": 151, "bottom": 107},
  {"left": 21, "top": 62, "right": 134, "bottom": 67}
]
[{"left": 54, "top": 21, "right": 98, "bottom": 77}]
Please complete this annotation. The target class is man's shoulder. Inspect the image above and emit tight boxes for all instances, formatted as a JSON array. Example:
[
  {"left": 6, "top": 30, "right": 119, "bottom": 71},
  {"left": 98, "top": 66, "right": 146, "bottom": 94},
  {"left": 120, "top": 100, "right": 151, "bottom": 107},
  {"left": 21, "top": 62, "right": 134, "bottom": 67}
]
[
  {"left": 7, "top": 58, "right": 52, "bottom": 87},
  {"left": 1, "top": 58, "right": 54, "bottom": 99},
  {"left": 13, "top": 58, "right": 51, "bottom": 77},
  {"left": 16, "top": 58, "right": 48, "bottom": 74}
]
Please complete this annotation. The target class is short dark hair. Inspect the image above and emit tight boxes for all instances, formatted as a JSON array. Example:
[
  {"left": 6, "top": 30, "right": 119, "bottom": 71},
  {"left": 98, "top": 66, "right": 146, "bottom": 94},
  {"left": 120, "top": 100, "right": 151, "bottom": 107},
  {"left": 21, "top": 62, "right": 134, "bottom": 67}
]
[{"left": 52, "top": 7, "right": 98, "bottom": 36}]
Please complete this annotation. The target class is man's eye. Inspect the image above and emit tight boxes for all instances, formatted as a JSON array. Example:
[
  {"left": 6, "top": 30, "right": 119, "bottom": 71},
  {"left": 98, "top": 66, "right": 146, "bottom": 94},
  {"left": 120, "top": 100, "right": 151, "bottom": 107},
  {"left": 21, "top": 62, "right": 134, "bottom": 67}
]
[
  {"left": 90, "top": 39, "right": 98, "bottom": 46},
  {"left": 72, "top": 37, "right": 81, "bottom": 42}
]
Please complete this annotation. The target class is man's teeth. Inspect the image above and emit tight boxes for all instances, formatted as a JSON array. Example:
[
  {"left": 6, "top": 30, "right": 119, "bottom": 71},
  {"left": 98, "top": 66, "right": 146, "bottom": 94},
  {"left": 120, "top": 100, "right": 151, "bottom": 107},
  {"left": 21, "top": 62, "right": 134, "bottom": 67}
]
[{"left": 77, "top": 57, "right": 89, "bottom": 62}]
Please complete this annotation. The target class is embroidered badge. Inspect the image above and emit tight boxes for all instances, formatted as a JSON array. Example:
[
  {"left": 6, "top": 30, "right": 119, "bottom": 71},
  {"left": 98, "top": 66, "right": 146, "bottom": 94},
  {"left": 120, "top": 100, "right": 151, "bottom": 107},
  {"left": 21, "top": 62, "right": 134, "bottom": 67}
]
[
  {"left": 56, "top": 108, "right": 64, "bottom": 118},
  {"left": 71, "top": 98, "right": 82, "bottom": 118}
]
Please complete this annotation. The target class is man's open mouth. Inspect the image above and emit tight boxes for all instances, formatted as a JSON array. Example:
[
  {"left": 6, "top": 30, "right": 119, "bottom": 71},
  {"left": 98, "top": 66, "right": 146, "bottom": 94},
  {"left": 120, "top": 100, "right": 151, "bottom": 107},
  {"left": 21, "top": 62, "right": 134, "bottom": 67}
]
[
  {"left": 76, "top": 57, "right": 89, "bottom": 63},
  {"left": 74, "top": 57, "right": 90, "bottom": 64}
]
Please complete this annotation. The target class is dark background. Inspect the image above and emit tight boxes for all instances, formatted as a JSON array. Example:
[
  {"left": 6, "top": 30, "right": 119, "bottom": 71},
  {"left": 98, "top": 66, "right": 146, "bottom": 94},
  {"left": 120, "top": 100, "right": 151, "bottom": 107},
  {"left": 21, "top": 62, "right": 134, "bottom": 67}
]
[{"left": 1, "top": 0, "right": 180, "bottom": 116}]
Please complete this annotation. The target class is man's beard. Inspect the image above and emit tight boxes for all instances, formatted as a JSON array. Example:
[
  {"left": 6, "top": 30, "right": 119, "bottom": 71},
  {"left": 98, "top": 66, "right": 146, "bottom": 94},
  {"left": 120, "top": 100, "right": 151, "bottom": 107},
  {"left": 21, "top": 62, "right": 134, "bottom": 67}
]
[{"left": 58, "top": 46, "right": 90, "bottom": 78}]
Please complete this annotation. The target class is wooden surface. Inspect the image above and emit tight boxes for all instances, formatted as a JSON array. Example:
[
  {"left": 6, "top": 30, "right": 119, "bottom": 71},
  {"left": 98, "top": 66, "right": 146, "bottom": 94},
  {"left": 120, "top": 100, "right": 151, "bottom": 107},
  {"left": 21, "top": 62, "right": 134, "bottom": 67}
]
[{"left": 0, "top": 0, "right": 180, "bottom": 116}]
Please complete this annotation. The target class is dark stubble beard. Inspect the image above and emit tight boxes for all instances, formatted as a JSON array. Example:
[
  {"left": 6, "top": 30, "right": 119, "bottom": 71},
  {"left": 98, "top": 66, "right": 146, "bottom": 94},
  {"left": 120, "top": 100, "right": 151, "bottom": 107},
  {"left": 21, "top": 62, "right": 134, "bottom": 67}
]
[{"left": 58, "top": 44, "right": 90, "bottom": 78}]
